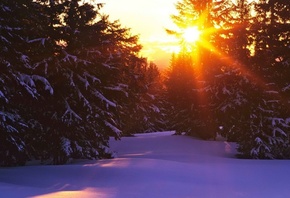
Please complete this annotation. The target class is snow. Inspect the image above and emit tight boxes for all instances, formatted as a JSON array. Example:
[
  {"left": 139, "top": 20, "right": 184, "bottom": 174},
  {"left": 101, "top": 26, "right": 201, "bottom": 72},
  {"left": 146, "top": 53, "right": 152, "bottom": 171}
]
[
  {"left": 62, "top": 51, "right": 77, "bottom": 63},
  {"left": 222, "top": 86, "right": 231, "bottom": 95},
  {"left": 151, "top": 104, "right": 160, "bottom": 113},
  {"left": 31, "top": 75, "right": 53, "bottom": 95},
  {"left": 0, "top": 90, "right": 8, "bottom": 102},
  {"left": 93, "top": 89, "right": 117, "bottom": 108},
  {"left": 62, "top": 100, "right": 82, "bottom": 123},
  {"left": 27, "top": 38, "right": 48, "bottom": 46},
  {"left": 105, "top": 121, "right": 122, "bottom": 135},
  {"left": 104, "top": 84, "right": 129, "bottom": 97},
  {"left": 18, "top": 73, "right": 54, "bottom": 97},
  {"left": 1, "top": 131, "right": 290, "bottom": 198},
  {"left": 282, "top": 84, "right": 290, "bottom": 91}
]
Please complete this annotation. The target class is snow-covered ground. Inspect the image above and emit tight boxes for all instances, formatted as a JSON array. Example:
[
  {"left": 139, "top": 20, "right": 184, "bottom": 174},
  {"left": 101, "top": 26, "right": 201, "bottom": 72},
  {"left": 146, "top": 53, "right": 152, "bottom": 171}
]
[{"left": 1, "top": 131, "right": 290, "bottom": 198}]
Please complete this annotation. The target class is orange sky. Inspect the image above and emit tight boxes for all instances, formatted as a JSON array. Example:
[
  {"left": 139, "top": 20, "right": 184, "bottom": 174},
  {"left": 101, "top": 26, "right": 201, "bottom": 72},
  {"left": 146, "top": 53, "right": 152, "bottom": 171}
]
[{"left": 97, "top": 0, "right": 179, "bottom": 69}]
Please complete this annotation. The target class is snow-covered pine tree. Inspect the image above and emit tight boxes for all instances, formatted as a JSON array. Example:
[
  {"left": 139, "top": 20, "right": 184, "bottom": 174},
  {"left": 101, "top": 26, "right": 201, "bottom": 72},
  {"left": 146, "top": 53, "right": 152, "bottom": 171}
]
[
  {"left": 141, "top": 62, "right": 167, "bottom": 133},
  {"left": 236, "top": 0, "right": 290, "bottom": 158},
  {"left": 0, "top": 0, "right": 54, "bottom": 166},
  {"left": 236, "top": 85, "right": 289, "bottom": 159},
  {"left": 119, "top": 60, "right": 165, "bottom": 135},
  {"left": 166, "top": 0, "right": 290, "bottom": 158},
  {"left": 207, "top": 0, "right": 254, "bottom": 141},
  {"left": 1, "top": 0, "right": 164, "bottom": 165},
  {"left": 165, "top": 0, "right": 220, "bottom": 139},
  {"left": 27, "top": 0, "right": 134, "bottom": 164},
  {"left": 165, "top": 52, "right": 199, "bottom": 135},
  {"left": 29, "top": 0, "right": 160, "bottom": 164}
]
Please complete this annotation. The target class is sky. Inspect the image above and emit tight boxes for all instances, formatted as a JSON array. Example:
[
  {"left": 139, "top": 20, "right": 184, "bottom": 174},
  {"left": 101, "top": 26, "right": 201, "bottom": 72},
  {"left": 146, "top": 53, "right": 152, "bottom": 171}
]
[{"left": 97, "top": 0, "right": 180, "bottom": 69}]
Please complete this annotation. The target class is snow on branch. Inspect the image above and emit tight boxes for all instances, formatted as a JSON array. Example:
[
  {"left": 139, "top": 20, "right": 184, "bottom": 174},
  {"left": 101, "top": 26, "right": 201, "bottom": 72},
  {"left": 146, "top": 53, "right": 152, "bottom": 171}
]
[
  {"left": 146, "top": 93, "right": 155, "bottom": 100},
  {"left": 18, "top": 73, "right": 38, "bottom": 98},
  {"left": 68, "top": 71, "right": 76, "bottom": 87},
  {"left": 220, "top": 103, "right": 233, "bottom": 112},
  {"left": 251, "top": 137, "right": 271, "bottom": 158},
  {"left": 1, "top": 6, "right": 11, "bottom": 12},
  {"left": 258, "top": 106, "right": 273, "bottom": 114},
  {"left": 73, "top": 141, "right": 83, "bottom": 153},
  {"left": 104, "top": 83, "right": 128, "bottom": 97},
  {"left": 0, "top": 114, "right": 18, "bottom": 133},
  {"left": 18, "top": 73, "right": 54, "bottom": 96},
  {"left": 62, "top": 51, "right": 77, "bottom": 63},
  {"left": 269, "top": 117, "right": 284, "bottom": 126},
  {"left": 87, "top": 49, "right": 102, "bottom": 56},
  {"left": 282, "top": 84, "right": 290, "bottom": 92},
  {"left": 0, "top": 35, "right": 10, "bottom": 44},
  {"left": 84, "top": 72, "right": 101, "bottom": 84},
  {"left": 62, "top": 100, "right": 82, "bottom": 124},
  {"left": 267, "top": 100, "right": 279, "bottom": 103},
  {"left": 75, "top": 87, "right": 92, "bottom": 110},
  {"left": 31, "top": 75, "right": 53, "bottom": 95},
  {"left": 150, "top": 105, "right": 160, "bottom": 113},
  {"left": 1, "top": 59, "right": 11, "bottom": 67},
  {"left": 222, "top": 86, "right": 232, "bottom": 95},
  {"left": 77, "top": 74, "right": 90, "bottom": 90},
  {"left": 0, "top": 110, "right": 28, "bottom": 132},
  {"left": 8, "top": 135, "right": 25, "bottom": 152},
  {"left": 272, "top": 127, "right": 287, "bottom": 137},
  {"left": 254, "top": 137, "right": 262, "bottom": 144},
  {"left": 20, "top": 54, "right": 31, "bottom": 68},
  {"left": 27, "top": 38, "right": 49, "bottom": 46},
  {"left": 102, "top": 63, "right": 112, "bottom": 69},
  {"left": 233, "top": 92, "right": 247, "bottom": 105},
  {"left": 104, "top": 121, "right": 121, "bottom": 136},
  {"left": 61, "top": 137, "right": 72, "bottom": 156},
  {"left": 92, "top": 89, "right": 116, "bottom": 108},
  {"left": 286, "top": 117, "right": 290, "bottom": 125},
  {"left": 265, "top": 90, "right": 279, "bottom": 94},
  {"left": 33, "top": 57, "right": 52, "bottom": 75},
  {"left": 61, "top": 50, "right": 91, "bottom": 65},
  {"left": 270, "top": 117, "right": 290, "bottom": 129},
  {"left": 0, "top": 90, "right": 8, "bottom": 103}
]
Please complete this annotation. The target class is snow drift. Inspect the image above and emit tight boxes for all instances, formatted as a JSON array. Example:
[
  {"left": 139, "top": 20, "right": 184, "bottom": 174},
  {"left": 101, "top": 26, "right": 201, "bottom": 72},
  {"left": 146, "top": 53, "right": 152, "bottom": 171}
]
[{"left": 0, "top": 131, "right": 290, "bottom": 198}]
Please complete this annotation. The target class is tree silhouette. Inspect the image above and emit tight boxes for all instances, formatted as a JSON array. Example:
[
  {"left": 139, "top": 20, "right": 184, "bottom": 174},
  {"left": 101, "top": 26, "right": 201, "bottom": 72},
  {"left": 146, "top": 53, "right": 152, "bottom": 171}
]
[
  {"left": 166, "top": 0, "right": 290, "bottom": 158},
  {"left": 0, "top": 0, "right": 164, "bottom": 165}
]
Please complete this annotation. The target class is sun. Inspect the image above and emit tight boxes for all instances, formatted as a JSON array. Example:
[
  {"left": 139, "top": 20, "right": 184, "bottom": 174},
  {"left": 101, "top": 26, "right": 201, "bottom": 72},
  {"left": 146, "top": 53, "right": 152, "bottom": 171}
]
[{"left": 182, "top": 26, "right": 201, "bottom": 43}]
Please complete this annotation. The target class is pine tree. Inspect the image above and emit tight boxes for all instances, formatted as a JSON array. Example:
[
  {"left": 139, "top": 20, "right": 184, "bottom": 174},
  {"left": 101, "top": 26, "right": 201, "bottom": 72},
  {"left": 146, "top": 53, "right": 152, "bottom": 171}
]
[
  {"left": 30, "top": 0, "right": 146, "bottom": 164},
  {"left": 165, "top": 52, "right": 199, "bottom": 135},
  {"left": 208, "top": 0, "right": 254, "bottom": 141},
  {"left": 0, "top": 0, "right": 54, "bottom": 166},
  {"left": 142, "top": 62, "right": 167, "bottom": 132},
  {"left": 236, "top": 0, "right": 290, "bottom": 158},
  {"left": 167, "top": 0, "right": 290, "bottom": 157},
  {"left": 166, "top": 0, "right": 219, "bottom": 139},
  {"left": 117, "top": 57, "right": 165, "bottom": 135},
  {"left": 133, "top": 61, "right": 166, "bottom": 133},
  {"left": 1, "top": 0, "right": 159, "bottom": 165}
]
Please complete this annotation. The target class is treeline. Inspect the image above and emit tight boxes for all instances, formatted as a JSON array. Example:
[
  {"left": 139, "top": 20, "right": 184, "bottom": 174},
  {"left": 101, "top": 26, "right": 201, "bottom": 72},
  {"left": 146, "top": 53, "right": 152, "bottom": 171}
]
[
  {"left": 1, "top": 0, "right": 290, "bottom": 166},
  {"left": 165, "top": 0, "right": 290, "bottom": 159},
  {"left": 0, "top": 0, "right": 164, "bottom": 166}
]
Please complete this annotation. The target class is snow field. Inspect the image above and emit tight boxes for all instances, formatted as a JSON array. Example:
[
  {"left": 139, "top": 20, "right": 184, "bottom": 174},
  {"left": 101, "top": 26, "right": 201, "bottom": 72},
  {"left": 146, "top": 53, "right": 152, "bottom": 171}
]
[{"left": 0, "top": 131, "right": 290, "bottom": 198}]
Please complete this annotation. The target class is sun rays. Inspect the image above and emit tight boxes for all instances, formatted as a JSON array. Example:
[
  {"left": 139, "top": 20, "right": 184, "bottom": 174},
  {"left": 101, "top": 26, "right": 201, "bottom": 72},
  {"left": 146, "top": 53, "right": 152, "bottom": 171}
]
[{"left": 182, "top": 26, "right": 201, "bottom": 43}]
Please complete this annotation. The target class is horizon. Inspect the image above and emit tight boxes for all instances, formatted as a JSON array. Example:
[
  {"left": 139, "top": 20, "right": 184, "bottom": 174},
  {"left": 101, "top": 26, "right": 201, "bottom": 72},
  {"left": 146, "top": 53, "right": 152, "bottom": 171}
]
[{"left": 97, "top": 0, "right": 180, "bottom": 69}]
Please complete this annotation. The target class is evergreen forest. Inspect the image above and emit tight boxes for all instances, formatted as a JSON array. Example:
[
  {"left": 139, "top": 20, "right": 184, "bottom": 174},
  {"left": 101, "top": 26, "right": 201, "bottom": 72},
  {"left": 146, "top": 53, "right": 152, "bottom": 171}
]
[{"left": 0, "top": 0, "right": 289, "bottom": 166}]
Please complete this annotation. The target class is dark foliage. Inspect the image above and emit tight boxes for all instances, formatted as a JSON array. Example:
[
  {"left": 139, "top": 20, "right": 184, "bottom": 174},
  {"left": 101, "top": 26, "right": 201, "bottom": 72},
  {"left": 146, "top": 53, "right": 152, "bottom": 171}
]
[
  {"left": 166, "top": 0, "right": 290, "bottom": 158},
  {"left": 0, "top": 0, "right": 164, "bottom": 166}
]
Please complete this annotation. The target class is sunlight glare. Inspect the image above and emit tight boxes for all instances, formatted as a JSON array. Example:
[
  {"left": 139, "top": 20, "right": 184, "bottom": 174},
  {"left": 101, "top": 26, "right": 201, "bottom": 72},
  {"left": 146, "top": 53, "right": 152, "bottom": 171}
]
[
  {"left": 183, "top": 26, "right": 201, "bottom": 43},
  {"left": 32, "top": 188, "right": 116, "bottom": 198}
]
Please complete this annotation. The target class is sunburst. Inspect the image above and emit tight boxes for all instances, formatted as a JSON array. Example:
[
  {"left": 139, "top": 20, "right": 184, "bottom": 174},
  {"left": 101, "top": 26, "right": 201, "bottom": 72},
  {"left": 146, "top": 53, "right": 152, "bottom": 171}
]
[{"left": 182, "top": 26, "right": 201, "bottom": 43}]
